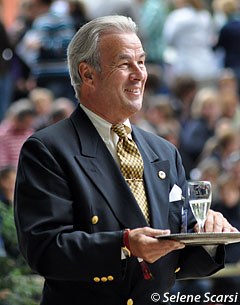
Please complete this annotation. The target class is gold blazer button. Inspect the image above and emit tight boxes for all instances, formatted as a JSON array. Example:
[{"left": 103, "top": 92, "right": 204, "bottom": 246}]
[
  {"left": 91, "top": 215, "right": 99, "bottom": 224},
  {"left": 107, "top": 275, "right": 114, "bottom": 281},
  {"left": 127, "top": 298, "right": 133, "bottom": 305},
  {"left": 101, "top": 277, "right": 107, "bottom": 282},
  {"left": 175, "top": 267, "right": 181, "bottom": 273},
  {"left": 93, "top": 277, "right": 100, "bottom": 282}
]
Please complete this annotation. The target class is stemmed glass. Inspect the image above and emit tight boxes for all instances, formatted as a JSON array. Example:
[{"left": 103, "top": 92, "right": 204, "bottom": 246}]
[{"left": 188, "top": 181, "right": 212, "bottom": 233}]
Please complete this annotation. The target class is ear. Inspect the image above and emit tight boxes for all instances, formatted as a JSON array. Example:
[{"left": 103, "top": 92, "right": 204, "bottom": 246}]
[{"left": 78, "top": 62, "right": 94, "bottom": 84}]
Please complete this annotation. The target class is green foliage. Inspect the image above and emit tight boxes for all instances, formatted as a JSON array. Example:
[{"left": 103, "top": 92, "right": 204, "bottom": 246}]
[
  {"left": 0, "top": 202, "right": 20, "bottom": 256},
  {"left": 0, "top": 271, "right": 43, "bottom": 305},
  {"left": 0, "top": 202, "right": 43, "bottom": 305}
]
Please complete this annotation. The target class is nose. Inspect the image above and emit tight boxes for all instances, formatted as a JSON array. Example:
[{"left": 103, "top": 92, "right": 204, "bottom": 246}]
[{"left": 129, "top": 64, "right": 147, "bottom": 81}]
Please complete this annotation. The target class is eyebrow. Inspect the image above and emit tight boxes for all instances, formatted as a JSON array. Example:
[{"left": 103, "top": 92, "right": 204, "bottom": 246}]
[{"left": 118, "top": 52, "right": 146, "bottom": 61}]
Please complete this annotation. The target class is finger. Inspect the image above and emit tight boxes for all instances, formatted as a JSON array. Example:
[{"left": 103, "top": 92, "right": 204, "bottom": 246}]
[
  {"left": 156, "top": 238, "right": 185, "bottom": 248},
  {"left": 128, "top": 227, "right": 169, "bottom": 241},
  {"left": 194, "top": 223, "right": 199, "bottom": 233},
  {"left": 213, "top": 212, "right": 224, "bottom": 232},
  {"left": 141, "top": 227, "right": 171, "bottom": 237},
  {"left": 230, "top": 227, "right": 239, "bottom": 233},
  {"left": 204, "top": 210, "right": 214, "bottom": 232},
  {"left": 222, "top": 218, "right": 239, "bottom": 232},
  {"left": 144, "top": 240, "right": 185, "bottom": 263}
]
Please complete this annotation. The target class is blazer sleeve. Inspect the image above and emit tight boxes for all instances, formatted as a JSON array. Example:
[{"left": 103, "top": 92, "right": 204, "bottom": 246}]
[{"left": 14, "top": 136, "right": 124, "bottom": 282}]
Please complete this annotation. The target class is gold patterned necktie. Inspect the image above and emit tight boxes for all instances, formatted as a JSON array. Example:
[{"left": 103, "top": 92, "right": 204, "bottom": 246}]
[{"left": 111, "top": 124, "right": 150, "bottom": 224}]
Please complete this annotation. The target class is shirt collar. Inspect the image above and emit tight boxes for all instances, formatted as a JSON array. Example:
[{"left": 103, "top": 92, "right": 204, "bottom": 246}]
[{"left": 80, "top": 104, "right": 132, "bottom": 144}]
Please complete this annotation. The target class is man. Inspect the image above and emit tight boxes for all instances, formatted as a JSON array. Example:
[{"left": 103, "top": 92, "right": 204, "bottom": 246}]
[
  {"left": 14, "top": 16, "right": 237, "bottom": 305},
  {"left": 16, "top": 0, "right": 75, "bottom": 100}
]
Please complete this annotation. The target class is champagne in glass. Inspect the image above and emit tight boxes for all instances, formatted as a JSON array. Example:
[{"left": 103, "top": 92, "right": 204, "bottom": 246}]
[{"left": 188, "top": 181, "right": 212, "bottom": 233}]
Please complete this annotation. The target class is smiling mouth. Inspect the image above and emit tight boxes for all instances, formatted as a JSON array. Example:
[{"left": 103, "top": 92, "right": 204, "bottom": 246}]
[{"left": 124, "top": 88, "right": 141, "bottom": 94}]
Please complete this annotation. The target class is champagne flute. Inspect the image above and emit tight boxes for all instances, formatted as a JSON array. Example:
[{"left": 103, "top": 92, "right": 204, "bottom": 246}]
[{"left": 188, "top": 181, "right": 212, "bottom": 233}]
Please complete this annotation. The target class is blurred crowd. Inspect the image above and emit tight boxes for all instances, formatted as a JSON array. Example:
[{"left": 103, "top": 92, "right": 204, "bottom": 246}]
[{"left": 0, "top": 0, "right": 240, "bottom": 304}]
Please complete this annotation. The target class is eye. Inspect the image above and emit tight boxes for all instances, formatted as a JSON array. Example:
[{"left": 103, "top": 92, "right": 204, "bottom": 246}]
[
  {"left": 138, "top": 60, "right": 145, "bottom": 68},
  {"left": 119, "top": 62, "right": 130, "bottom": 68}
]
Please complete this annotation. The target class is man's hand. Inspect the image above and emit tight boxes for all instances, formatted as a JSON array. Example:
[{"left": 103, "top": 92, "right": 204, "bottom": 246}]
[
  {"left": 195, "top": 209, "right": 239, "bottom": 233},
  {"left": 128, "top": 227, "right": 185, "bottom": 263}
]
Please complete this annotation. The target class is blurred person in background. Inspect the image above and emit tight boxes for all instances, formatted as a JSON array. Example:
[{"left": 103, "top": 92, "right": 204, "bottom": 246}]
[
  {"left": 138, "top": 0, "right": 169, "bottom": 65},
  {"left": 143, "top": 94, "right": 181, "bottom": 145},
  {"left": 67, "top": 0, "right": 88, "bottom": 32},
  {"left": 29, "top": 87, "right": 54, "bottom": 130},
  {"left": 199, "top": 128, "right": 240, "bottom": 172},
  {"left": 212, "top": 0, "right": 229, "bottom": 30},
  {"left": 81, "top": 0, "right": 140, "bottom": 23},
  {"left": 8, "top": 0, "right": 34, "bottom": 46},
  {"left": 144, "top": 63, "right": 164, "bottom": 95},
  {"left": 179, "top": 87, "right": 222, "bottom": 178},
  {"left": 8, "top": 0, "right": 36, "bottom": 102},
  {"left": 228, "top": 152, "right": 240, "bottom": 191},
  {"left": 47, "top": 97, "right": 75, "bottom": 125},
  {"left": 217, "top": 68, "right": 239, "bottom": 94},
  {"left": 144, "top": 94, "right": 176, "bottom": 132},
  {"left": 198, "top": 117, "right": 235, "bottom": 163},
  {"left": 0, "top": 20, "right": 13, "bottom": 122},
  {"left": 16, "top": 0, "right": 76, "bottom": 101},
  {"left": 162, "top": 0, "right": 220, "bottom": 86},
  {"left": 157, "top": 121, "right": 181, "bottom": 148},
  {"left": 50, "top": 0, "right": 68, "bottom": 16},
  {"left": 220, "top": 90, "right": 240, "bottom": 130},
  {"left": 211, "top": 173, "right": 240, "bottom": 302},
  {"left": 217, "top": 69, "right": 240, "bottom": 129},
  {"left": 214, "top": 173, "right": 240, "bottom": 239},
  {"left": 0, "top": 98, "right": 31, "bottom": 135},
  {"left": 168, "top": 74, "right": 198, "bottom": 125},
  {"left": 0, "top": 101, "right": 35, "bottom": 168},
  {"left": 214, "top": 0, "right": 240, "bottom": 94}
]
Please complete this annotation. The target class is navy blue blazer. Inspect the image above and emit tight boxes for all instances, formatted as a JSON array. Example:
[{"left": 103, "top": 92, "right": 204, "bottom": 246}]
[{"left": 14, "top": 106, "right": 224, "bottom": 305}]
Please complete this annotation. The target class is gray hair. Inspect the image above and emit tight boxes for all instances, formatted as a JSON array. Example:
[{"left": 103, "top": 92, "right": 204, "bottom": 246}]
[{"left": 67, "top": 15, "right": 137, "bottom": 99}]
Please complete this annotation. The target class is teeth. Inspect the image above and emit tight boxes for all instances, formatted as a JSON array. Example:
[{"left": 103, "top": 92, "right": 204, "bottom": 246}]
[{"left": 125, "top": 89, "right": 140, "bottom": 93}]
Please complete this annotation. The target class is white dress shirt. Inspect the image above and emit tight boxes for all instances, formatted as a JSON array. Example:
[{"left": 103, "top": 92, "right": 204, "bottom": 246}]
[{"left": 80, "top": 104, "right": 132, "bottom": 165}]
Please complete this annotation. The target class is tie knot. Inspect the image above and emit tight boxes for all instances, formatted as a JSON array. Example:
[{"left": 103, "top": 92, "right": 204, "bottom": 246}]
[{"left": 111, "top": 124, "right": 128, "bottom": 139}]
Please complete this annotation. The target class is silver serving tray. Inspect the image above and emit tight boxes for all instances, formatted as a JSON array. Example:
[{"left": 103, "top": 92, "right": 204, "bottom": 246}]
[{"left": 156, "top": 232, "right": 240, "bottom": 245}]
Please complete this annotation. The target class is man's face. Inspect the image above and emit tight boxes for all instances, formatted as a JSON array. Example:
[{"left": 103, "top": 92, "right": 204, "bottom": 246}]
[{"left": 86, "top": 33, "right": 147, "bottom": 123}]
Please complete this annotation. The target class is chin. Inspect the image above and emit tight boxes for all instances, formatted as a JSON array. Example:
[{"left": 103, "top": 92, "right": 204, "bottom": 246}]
[
  {"left": 133, "top": 103, "right": 142, "bottom": 114},
  {"left": 119, "top": 99, "right": 142, "bottom": 118},
  {"left": 130, "top": 98, "right": 142, "bottom": 109}
]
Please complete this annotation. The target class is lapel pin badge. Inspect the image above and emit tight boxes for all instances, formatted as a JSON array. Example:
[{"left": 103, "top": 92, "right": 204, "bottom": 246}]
[{"left": 158, "top": 171, "right": 166, "bottom": 179}]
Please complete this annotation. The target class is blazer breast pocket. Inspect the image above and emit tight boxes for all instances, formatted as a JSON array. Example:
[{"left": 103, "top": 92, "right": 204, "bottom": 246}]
[{"left": 168, "top": 200, "right": 183, "bottom": 234}]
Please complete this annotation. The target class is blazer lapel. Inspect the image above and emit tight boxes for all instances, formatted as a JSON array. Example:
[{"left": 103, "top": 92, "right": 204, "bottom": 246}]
[
  {"left": 70, "top": 107, "right": 147, "bottom": 229},
  {"left": 132, "top": 127, "right": 171, "bottom": 229}
]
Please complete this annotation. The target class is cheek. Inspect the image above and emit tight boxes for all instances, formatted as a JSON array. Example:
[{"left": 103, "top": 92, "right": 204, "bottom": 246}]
[
  {"left": 101, "top": 74, "right": 126, "bottom": 91},
  {"left": 102, "top": 83, "right": 122, "bottom": 97}
]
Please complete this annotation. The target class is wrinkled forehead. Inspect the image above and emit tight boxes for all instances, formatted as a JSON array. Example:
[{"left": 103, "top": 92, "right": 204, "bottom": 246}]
[{"left": 98, "top": 32, "right": 145, "bottom": 61}]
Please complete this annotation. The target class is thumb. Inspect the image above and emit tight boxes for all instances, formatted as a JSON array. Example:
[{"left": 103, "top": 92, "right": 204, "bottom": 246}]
[{"left": 144, "top": 227, "right": 171, "bottom": 237}]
